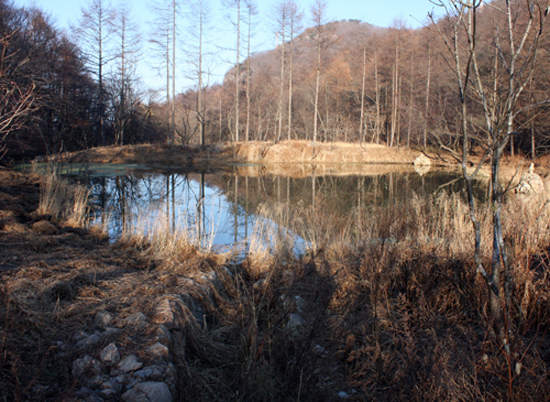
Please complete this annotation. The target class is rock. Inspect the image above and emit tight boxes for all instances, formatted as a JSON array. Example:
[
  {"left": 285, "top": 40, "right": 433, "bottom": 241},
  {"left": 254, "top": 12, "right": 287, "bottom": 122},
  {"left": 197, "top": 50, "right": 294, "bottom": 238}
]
[
  {"left": 103, "top": 327, "right": 121, "bottom": 337},
  {"left": 100, "top": 379, "right": 123, "bottom": 393},
  {"left": 413, "top": 154, "right": 431, "bottom": 166},
  {"left": 414, "top": 163, "right": 430, "bottom": 177},
  {"left": 99, "top": 389, "right": 119, "bottom": 398},
  {"left": 74, "top": 387, "right": 105, "bottom": 402},
  {"left": 164, "top": 363, "right": 176, "bottom": 386},
  {"left": 294, "top": 296, "right": 307, "bottom": 313},
  {"left": 152, "top": 296, "right": 193, "bottom": 329},
  {"left": 286, "top": 313, "right": 305, "bottom": 335},
  {"left": 516, "top": 163, "right": 544, "bottom": 194},
  {"left": 73, "top": 355, "right": 103, "bottom": 377},
  {"left": 94, "top": 311, "right": 113, "bottom": 328},
  {"left": 413, "top": 155, "right": 431, "bottom": 176},
  {"left": 87, "top": 374, "right": 110, "bottom": 389},
  {"left": 31, "top": 220, "right": 58, "bottom": 235},
  {"left": 100, "top": 343, "right": 121, "bottom": 364},
  {"left": 121, "top": 382, "right": 172, "bottom": 402},
  {"left": 117, "top": 355, "right": 143, "bottom": 373},
  {"left": 125, "top": 312, "right": 147, "bottom": 327},
  {"left": 313, "top": 344, "right": 327, "bottom": 356},
  {"left": 77, "top": 334, "right": 101, "bottom": 349},
  {"left": 146, "top": 343, "right": 170, "bottom": 361},
  {"left": 134, "top": 366, "right": 165, "bottom": 381},
  {"left": 73, "top": 330, "right": 89, "bottom": 341},
  {"left": 154, "top": 325, "right": 171, "bottom": 341},
  {"left": 338, "top": 391, "right": 350, "bottom": 398}
]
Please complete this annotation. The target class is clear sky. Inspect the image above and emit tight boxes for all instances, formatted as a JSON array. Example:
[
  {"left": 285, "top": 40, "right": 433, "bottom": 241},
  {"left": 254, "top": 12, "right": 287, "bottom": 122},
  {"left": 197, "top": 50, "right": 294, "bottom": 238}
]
[{"left": 16, "top": 0, "right": 442, "bottom": 96}]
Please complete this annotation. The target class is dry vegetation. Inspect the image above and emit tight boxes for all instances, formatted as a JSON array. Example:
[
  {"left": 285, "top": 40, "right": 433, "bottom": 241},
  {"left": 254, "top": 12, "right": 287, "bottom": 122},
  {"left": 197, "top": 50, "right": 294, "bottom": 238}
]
[
  {"left": 1, "top": 167, "right": 550, "bottom": 401},
  {"left": 55, "top": 141, "right": 423, "bottom": 166}
]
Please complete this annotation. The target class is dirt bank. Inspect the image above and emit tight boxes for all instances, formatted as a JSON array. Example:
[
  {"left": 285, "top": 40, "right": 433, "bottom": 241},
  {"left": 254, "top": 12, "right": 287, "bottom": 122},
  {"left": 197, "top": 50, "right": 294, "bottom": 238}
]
[
  {"left": 47, "top": 140, "right": 545, "bottom": 184},
  {"left": 55, "top": 141, "right": 423, "bottom": 166}
]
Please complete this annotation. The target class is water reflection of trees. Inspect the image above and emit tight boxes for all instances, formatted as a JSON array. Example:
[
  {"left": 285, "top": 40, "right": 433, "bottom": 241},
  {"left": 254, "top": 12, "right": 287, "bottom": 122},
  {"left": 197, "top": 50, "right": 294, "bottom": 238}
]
[
  {"left": 217, "top": 170, "right": 487, "bottom": 252},
  {"left": 80, "top": 168, "right": 486, "bottom": 249}
]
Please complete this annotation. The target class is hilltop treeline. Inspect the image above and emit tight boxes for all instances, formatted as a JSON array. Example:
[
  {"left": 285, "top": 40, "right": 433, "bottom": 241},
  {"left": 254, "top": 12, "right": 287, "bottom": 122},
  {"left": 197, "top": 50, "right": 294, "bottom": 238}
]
[{"left": 1, "top": 0, "right": 550, "bottom": 162}]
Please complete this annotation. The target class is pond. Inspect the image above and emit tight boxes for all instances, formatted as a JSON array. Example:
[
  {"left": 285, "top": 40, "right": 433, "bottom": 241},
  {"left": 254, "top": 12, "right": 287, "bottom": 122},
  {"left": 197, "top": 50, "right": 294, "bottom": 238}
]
[{"left": 29, "top": 163, "right": 488, "bottom": 255}]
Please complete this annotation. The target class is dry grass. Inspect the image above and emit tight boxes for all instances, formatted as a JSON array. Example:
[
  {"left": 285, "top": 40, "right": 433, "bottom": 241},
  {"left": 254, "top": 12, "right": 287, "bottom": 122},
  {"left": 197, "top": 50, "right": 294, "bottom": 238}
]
[
  {"left": 2, "top": 166, "right": 550, "bottom": 401},
  {"left": 235, "top": 140, "right": 421, "bottom": 164},
  {"left": 37, "top": 174, "right": 89, "bottom": 227},
  {"left": 56, "top": 141, "right": 426, "bottom": 166}
]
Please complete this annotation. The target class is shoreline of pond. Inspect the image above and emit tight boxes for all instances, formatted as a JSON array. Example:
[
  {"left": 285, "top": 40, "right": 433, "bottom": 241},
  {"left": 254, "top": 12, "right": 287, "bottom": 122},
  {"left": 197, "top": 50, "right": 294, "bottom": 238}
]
[{"left": 37, "top": 140, "right": 543, "bottom": 184}]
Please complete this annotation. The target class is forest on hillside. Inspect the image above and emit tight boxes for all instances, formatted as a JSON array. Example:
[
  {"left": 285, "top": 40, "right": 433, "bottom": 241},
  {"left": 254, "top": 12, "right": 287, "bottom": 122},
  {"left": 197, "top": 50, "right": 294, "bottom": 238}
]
[{"left": 1, "top": 0, "right": 550, "bottom": 163}]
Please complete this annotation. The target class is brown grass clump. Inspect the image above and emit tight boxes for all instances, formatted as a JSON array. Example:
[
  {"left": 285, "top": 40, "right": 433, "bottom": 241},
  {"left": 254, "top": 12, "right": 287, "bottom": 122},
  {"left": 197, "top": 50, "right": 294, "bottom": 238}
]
[
  {"left": 37, "top": 174, "right": 89, "bottom": 227},
  {"left": 2, "top": 167, "right": 550, "bottom": 401}
]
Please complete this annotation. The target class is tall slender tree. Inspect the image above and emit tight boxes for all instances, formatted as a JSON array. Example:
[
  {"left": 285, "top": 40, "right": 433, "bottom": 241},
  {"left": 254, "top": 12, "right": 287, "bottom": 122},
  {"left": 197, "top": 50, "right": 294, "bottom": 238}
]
[
  {"left": 112, "top": 1, "right": 141, "bottom": 145},
  {"left": 150, "top": 0, "right": 179, "bottom": 144},
  {"left": 73, "top": 0, "right": 114, "bottom": 146},
  {"left": 244, "top": 0, "right": 258, "bottom": 142},
  {"left": 311, "top": 0, "right": 327, "bottom": 146}
]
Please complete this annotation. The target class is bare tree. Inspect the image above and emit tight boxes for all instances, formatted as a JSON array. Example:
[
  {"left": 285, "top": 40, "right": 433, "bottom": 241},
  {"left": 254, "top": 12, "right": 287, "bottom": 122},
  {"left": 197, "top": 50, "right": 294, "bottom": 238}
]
[
  {"left": 273, "top": 1, "right": 289, "bottom": 142},
  {"left": 286, "top": 1, "right": 303, "bottom": 141},
  {"left": 186, "top": 0, "right": 214, "bottom": 146},
  {"left": 311, "top": 0, "right": 327, "bottom": 146},
  {"left": 149, "top": 0, "right": 179, "bottom": 144},
  {"left": 73, "top": 0, "right": 114, "bottom": 146},
  {"left": 112, "top": 1, "right": 141, "bottom": 145},
  {"left": 431, "top": 0, "right": 550, "bottom": 345},
  {"left": 244, "top": 0, "right": 258, "bottom": 142}
]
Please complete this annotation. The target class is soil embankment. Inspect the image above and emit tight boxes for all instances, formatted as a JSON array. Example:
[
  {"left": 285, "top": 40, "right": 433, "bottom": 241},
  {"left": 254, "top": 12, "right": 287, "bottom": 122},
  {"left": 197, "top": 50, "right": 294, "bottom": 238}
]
[
  {"left": 47, "top": 140, "right": 541, "bottom": 183},
  {"left": 57, "top": 141, "right": 424, "bottom": 166}
]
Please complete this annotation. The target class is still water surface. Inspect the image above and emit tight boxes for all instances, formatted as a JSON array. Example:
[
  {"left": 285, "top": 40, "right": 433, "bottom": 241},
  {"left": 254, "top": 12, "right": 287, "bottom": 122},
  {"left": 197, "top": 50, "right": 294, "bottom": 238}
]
[{"left": 61, "top": 164, "right": 485, "bottom": 254}]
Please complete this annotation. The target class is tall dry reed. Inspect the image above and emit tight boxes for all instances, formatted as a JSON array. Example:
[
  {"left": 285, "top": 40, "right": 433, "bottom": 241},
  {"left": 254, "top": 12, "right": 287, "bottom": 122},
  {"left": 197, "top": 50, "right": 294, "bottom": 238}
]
[{"left": 37, "top": 174, "right": 89, "bottom": 226}]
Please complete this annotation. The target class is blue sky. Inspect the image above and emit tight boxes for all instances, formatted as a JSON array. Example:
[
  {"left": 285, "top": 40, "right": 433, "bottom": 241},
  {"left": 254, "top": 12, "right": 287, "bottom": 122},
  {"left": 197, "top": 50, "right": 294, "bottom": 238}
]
[{"left": 16, "top": 0, "right": 442, "bottom": 96}]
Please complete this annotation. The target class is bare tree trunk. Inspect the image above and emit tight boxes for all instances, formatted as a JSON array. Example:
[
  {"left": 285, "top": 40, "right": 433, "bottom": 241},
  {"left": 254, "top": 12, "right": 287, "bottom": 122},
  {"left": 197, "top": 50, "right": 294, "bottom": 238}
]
[
  {"left": 311, "top": 0, "right": 326, "bottom": 147},
  {"left": 374, "top": 52, "right": 380, "bottom": 144},
  {"left": 424, "top": 40, "right": 431, "bottom": 148},
  {"left": 359, "top": 46, "right": 366, "bottom": 144},
  {"left": 245, "top": 2, "right": 252, "bottom": 142},
  {"left": 235, "top": 0, "right": 241, "bottom": 143},
  {"left": 277, "top": 5, "right": 286, "bottom": 142},
  {"left": 287, "top": 3, "right": 300, "bottom": 140},
  {"left": 198, "top": 3, "right": 204, "bottom": 146},
  {"left": 313, "top": 32, "right": 321, "bottom": 144},
  {"left": 407, "top": 55, "right": 413, "bottom": 148},
  {"left": 171, "top": 0, "right": 176, "bottom": 144}
]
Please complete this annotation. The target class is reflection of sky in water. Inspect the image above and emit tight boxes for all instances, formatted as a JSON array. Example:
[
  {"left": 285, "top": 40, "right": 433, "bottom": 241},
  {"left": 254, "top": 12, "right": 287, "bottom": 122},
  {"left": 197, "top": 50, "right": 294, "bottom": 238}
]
[
  {"left": 88, "top": 174, "right": 307, "bottom": 255},
  {"left": 76, "top": 165, "right": 485, "bottom": 256}
]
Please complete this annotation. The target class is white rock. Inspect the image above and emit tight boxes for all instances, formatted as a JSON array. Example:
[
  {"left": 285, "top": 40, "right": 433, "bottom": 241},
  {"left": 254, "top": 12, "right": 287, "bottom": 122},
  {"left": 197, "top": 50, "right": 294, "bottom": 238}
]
[
  {"left": 146, "top": 343, "right": 169, "bottom": 360},
  {"left": 117, "top": 355, "right": 143, "bottom": 373},
  {"left": 125, "top": 312, "right": 147, "bottom": 327},
  {"left": 121, "top": 382, "right": 172, "bottom": 402},
  {"left": 100, "top": 343, "right": 121, "bottom": 364},
  {"left": 413, "top": 154, "right": 431, "bottom": 166},
  {"left": 516, "top": 164, "right": 544, "bottom": 194}
]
